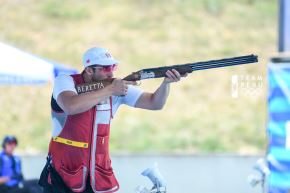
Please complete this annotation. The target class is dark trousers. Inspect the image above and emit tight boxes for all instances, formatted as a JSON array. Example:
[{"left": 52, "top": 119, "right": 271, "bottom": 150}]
[
  {"left": 24, "top": 179, "right": 43, "bottom": 193},
  {"left": 0, "top": 184, "right": 29, "bottom": 193},
  {"left": 0, "top": 179, "right": 42, "bottom": 193},
  {"left": 43, "top": 178, "right": 93, "bottom": 193}
]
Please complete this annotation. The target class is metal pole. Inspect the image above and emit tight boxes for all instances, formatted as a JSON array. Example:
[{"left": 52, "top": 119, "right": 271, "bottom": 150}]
[{"left": 279, "top": 0, "right": 290, "bottom": 52}]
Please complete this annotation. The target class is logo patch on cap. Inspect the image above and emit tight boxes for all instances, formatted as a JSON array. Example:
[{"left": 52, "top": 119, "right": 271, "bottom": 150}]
[
  {"left": 105, "top": 53, "right": 111, "bottom": 58},
  {"left": 86, "top": 59, "right": 90, "bottom": 63}
]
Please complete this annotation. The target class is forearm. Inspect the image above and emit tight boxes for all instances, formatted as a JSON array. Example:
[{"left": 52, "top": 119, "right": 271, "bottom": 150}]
[
  {"left": 151, "top": 80, "right": 170, "bottom": 110},
  {"left": 60, "top": 86, "right": 113, "bottom": 115},
  {"left": 135, "top": 69, "right": 186, "bottom": 110}
]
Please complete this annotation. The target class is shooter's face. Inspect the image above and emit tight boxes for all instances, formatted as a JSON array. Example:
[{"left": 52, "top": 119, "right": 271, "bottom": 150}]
[{"left": 87, "top": 64, "right": 117, "bottom": 82}]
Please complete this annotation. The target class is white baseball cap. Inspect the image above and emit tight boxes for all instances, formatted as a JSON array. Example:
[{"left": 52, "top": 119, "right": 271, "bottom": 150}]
[{"left": 82, "top": 47, "right": 119, "bottom": 68}]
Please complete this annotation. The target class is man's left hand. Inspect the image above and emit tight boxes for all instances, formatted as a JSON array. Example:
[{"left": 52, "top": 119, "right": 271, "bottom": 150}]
[{"left": 164, "top": 69, "right": 188, "bottom": 84}]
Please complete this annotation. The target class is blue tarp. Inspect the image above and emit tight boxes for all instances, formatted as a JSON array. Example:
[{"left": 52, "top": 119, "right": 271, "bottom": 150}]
[
  {"left": 0, "top": 42, "right": 77, "bottom": 84},
  {"left": 267, "top": 62, "right": 290, "bottom": 193}
]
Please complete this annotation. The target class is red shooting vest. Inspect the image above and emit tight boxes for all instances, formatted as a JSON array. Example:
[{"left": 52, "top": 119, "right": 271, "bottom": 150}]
[{"left": 48, "top": 74, "right": 119, "bottom": 193}]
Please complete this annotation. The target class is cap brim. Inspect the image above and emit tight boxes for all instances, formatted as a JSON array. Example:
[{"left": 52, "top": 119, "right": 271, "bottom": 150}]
[{"left": 91, "top": 59, "right": 119, "bottom": 66}]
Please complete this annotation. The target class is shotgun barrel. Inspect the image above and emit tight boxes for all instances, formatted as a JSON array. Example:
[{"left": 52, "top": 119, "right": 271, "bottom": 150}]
[{"left": 123, "top": 54, "right": 258, "bottom": 81}]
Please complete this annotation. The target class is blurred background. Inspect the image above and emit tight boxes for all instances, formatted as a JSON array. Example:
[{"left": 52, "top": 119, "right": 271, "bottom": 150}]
[{"left": 0, "top": 0, "right": 288, "bottom": 193}]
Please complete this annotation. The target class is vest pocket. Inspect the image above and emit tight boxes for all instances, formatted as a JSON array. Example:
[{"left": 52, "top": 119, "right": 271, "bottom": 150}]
[
  {"left": 96, "top": 135, "right": 109, "bottom": 154},
  {"left": 97, "top": 124, "right": 110, "bottom": 136},
  {"left": 94, "top": 165, "right": 119, "bottom": 192},
  {"left": 59, "top": 165, "right": 87, "bottom": 192}
]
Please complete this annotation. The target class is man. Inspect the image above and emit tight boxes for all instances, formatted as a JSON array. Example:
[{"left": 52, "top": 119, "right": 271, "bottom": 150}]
[
  {"left": 0, "top": 136, "right": 41, "bottom": 193},
  {"left": 40, "top": 47, "right": 187, "bottom": 193}
]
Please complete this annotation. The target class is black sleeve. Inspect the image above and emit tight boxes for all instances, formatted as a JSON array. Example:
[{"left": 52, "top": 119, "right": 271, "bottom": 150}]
[{"left": 51, "top": 95, "right": 63, "bottom": 112}]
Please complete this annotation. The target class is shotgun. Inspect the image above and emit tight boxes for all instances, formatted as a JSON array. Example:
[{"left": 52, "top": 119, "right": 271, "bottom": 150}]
[{"left": 75, "top": 54, "right": 258, "bottom": 94}]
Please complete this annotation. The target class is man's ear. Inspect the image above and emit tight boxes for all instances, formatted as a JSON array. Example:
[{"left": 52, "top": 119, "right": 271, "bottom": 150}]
[{"left": 84, "top": 67, "right": 94, "bottom": 75}]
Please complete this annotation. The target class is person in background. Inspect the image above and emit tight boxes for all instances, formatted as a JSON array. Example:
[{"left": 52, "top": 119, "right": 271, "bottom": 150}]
[{"left": 0, "top": 135, "right": 41, "bottom": 193}]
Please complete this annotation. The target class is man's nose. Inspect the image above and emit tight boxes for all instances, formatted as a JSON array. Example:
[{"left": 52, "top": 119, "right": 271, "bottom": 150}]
[{"left": 106, "top": 72, "right": 113, "bottom": 78}]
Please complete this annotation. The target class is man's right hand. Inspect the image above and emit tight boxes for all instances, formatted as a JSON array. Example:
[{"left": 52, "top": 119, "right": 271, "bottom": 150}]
[
  {"left": 0, "top": 176, "right": 10, "bottom": 184},
  {"left": 109, "top": 79, "right": 137, "bottom": 96},
  {"left": 56, "top": 78, "right": 137, "bottom": 115}
]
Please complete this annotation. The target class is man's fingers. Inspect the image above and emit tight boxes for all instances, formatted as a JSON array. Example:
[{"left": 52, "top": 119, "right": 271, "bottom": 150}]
[
  {"left": 172, "top": 69, "right": 181, "bottom": 81},
  {"left": 172, "top": 69, "right": 181, "bottom": 77},
  {"left": 166, "top": 70, "right": 179, "bottom": 81},
  {"left": 166, "top": 70, "right": 178, "bottom": 81},
  {"left": 165, "top": 71, "right": 175, "bottom": 80}
]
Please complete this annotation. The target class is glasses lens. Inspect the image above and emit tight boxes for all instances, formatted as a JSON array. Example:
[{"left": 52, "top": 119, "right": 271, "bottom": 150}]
[{"left": 103, "top": 64, "right": 117, "bottom": 72}]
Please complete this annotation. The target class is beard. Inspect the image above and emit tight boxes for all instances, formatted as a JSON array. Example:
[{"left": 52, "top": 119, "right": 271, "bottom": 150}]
[
  {"left": 91, "top": 74, "right": 104, "bottom": 82},
  {"left": 91, "top": 73, "right": 113, "bottom": 82}
]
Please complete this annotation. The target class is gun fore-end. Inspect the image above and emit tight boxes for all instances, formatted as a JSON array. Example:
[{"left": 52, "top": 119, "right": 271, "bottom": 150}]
[
  {"left": 142, "top": 65, "right": 193, "bottom": 79},
  {"left": 123, "top": 66, "right": 193, "bottom": 81},
  {"left": 123, "top": 72, "right": 141, "bottom": 81}
]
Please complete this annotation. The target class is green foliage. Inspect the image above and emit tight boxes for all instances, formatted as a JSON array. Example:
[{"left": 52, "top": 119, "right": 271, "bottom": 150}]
[{"left": 41, "top": 0, "right": 90, "bottom": 20}]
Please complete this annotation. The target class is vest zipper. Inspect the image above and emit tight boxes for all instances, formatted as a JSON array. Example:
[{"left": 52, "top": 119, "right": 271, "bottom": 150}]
[
  {"left": 89, "top": 106, "right": 97, "bottom": 189},
  {"left": 101, "top": 137, "right": 105, "bottom": 144}
]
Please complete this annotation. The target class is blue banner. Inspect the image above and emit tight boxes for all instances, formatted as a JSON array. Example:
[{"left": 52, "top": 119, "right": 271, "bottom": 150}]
[{"left": 267, "top": 62, "right": 290, "bottom": 192}]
